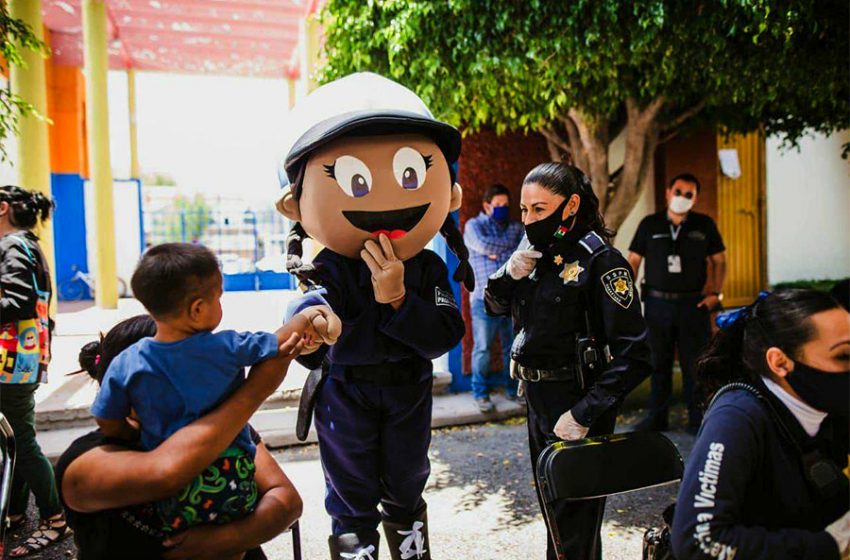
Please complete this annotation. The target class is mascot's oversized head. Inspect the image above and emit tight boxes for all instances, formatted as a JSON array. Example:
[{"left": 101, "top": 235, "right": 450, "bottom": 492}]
[{"left": 276, "top": 73, "right": 473, "bottom": 290}]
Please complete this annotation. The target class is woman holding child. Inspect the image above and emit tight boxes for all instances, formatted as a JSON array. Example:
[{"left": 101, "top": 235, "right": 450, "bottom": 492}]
[
  {"left": 0, "top": 185, "right": 68, "bottom": 557},
  {"left": 57, "top": 242, "right": 338, "bottom": 559}
]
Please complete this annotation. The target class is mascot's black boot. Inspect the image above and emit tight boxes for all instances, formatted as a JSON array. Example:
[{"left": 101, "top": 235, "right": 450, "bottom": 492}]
[
  {"left": 329, "top": 530, "right": 380, "bottom": 560},
  {"left": 382, "top": 508, "right": 431, "bottom": 560}
]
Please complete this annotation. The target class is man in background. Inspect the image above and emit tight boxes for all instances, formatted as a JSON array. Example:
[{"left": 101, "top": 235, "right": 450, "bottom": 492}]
[
  {"left": 464, "top": 184, "right": 524, "bottom": 412},
  {"left": 628, "top": 173, "right": 726, "bottom": 434}
]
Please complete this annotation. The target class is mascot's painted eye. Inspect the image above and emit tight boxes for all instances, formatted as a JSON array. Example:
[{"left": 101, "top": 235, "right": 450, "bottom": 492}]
[
  {"left": 392, "top": 147, "right": 432, "bottom": 190},
  {"left": 324, "top": 155, "right": 373, "bottom": 198}
]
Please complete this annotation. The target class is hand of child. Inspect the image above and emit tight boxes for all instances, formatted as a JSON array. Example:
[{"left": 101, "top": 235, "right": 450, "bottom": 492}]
[
  {"left": 278, "top": 332, "right": 305, "bottom": 358},
  {"left": 297, "top": 305, "right": 342, "bottom": 345}
]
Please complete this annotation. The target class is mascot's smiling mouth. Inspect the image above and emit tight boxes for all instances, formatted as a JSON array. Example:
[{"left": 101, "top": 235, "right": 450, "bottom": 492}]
[{"left": 343, "top": 203, "right": 431, "bottom": 240}]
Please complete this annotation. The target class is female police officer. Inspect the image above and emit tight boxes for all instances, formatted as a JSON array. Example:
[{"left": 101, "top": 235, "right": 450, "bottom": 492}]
[
  {"left": 485, "top": 163, "right": 651, "bottom": 559},
  {"left": 672, "top": 289, "right": 849, "bottom": 559}
]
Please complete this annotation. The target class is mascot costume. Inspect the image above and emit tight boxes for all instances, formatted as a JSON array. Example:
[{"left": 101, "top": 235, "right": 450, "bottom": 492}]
[{"left": 277, "top": 72, "right": 474, "bottom": 560}]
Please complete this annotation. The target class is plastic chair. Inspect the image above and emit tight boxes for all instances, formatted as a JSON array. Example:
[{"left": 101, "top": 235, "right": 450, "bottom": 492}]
[{"left": 535, "top": 431, "right": 684, "bottom": 559}]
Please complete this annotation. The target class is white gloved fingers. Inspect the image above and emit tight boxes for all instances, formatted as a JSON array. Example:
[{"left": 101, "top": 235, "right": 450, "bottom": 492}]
[
  {"left": 826, "top": 511, "right": 850, "bottom": 558},
  {"left": 507, "top": 249, "right": 542, "bottom": 280},
  {"left": 553, "top": 410, "right": 590, "bottom": 441}
]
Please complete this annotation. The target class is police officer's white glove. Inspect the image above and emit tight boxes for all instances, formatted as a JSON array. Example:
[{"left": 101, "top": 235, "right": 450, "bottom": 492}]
[
  {"left": 554, "top": 410, "right": 590, "bottom": 441},
  {"left": 507, "top": 249, "right": 542, "bottom": 280},
  {"left": 826, "top": 511, "right": 850, "bottom": 559}
]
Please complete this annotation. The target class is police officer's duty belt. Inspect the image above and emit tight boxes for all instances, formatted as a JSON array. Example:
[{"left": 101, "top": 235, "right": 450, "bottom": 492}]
[
  {"left": 513, "top": 363, "right": 581, "bottom": 383},
  {"left": 645, "top": 288, "right": 703, "bottom": 301}
]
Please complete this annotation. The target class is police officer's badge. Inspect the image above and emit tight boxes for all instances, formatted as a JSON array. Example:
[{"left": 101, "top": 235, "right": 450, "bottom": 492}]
[
  {"left": 559, "top": 260, "right": 583, "bottom": 285},
  {"left": 601, "top": 268, "right": 634, "bottom": 308}
]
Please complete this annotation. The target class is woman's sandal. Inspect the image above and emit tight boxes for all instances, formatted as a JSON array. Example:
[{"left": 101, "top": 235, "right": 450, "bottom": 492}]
[
  {"left": 6, "top": 514, "right": 26, "bottom": 533},
  {"left": 9, "top": 514, "right": 73, "bottom": 557}
]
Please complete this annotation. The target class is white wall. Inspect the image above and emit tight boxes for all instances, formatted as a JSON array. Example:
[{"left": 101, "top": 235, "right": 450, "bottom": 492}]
[
  {"left": 608, "top": 132, "right": 656, "bottom": 256},
  {"left": 766, "top": 130, "right": 850, "bottom": 284}
]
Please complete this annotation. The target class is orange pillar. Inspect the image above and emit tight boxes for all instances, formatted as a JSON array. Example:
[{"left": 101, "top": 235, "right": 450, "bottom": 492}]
[{"left": 46, "top": 65, "right": 89, "bottom": 177}]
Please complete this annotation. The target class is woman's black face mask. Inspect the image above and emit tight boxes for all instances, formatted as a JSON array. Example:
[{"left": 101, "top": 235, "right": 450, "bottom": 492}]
[
  {"left": 786, "top": 361, "right": 849, "bottom": 416},
  {"left": 524, "top": 199, "right": 576, "bottom": 249}
]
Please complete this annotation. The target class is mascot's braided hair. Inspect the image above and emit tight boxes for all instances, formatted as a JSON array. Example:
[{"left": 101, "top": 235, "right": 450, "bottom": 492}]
[{"left": 285, "top": 167, "right": 475, "bottom": 293}]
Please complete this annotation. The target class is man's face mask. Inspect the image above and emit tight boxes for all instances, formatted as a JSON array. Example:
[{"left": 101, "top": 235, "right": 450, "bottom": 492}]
[
  {"left": 786, "top": 360, "right": 850, "bottom": 416},
  {"left": 668, "top": 188, "right": 695, "bottom": 214},
  {"left": 491, "top": 205, "right": 509, "bottom": 222}
]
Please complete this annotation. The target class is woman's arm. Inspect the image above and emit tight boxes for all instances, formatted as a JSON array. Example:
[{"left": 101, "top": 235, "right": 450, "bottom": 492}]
[
  {"left": 0, "top": 239, "right": 39, "bottom": 321},
  {"left": 62, "top": 334, "right": 304, "bottom": 512},
  {"left": 161, "top": 443, "right": 303, "bottom": 560}
]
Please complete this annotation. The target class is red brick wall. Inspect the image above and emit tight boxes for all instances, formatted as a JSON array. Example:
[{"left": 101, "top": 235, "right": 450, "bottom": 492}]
[{"left": 457, "top": 128, "right": 550, "bottom": 374}]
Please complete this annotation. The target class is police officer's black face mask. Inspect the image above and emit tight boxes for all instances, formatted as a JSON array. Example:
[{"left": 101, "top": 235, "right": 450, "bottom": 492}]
[
  {"left": 785, "top": 361, "right": 849, "bottom": 416},
  {"left": 524, "top": 199, "right": 576, "bottom": 249}
]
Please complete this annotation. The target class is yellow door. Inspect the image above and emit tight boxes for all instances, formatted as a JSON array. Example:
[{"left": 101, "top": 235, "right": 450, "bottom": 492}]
[{"left": 716, "top": 130, "right": 767, "bottom": 308}]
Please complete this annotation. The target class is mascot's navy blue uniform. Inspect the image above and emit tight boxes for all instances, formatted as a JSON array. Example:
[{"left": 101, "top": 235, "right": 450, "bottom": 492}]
[{"left": 276, "top": 73, "right": 474, "bottom": 560}]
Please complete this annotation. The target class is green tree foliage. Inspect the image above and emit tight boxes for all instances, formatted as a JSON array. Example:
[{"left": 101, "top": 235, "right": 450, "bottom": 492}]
[
  {"left": 0, "top": 2, "right": 48, "bottom": 164},
  {"left": 162, "top": 194, "right": 211, "bottom": 242},
  {"left": 320, "top": 0, "right": 849, "bottom": 229}
]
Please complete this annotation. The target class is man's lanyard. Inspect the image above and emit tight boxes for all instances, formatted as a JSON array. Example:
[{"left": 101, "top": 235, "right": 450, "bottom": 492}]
[{"left": 669, "top": 223, "right": 684, "bottom": 254}]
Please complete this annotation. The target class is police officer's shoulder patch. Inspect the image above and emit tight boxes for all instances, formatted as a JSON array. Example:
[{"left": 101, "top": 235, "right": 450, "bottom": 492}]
[
  {"left": 601, "top": 268, "right": 634, "bottom": 308},
  {"left": 435, "top": 286, "right": 458, "bottom": 309}
]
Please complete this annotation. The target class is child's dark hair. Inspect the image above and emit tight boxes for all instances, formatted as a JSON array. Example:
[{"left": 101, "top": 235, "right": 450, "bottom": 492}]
[
  {"left": 131, "top": 243, "right": 221, "bottom": 319},
  {"left": 78, "top": 315, "right": 157, "bottom": 383},
  {"left": 0, "top": 185, "right": 54, "bottom": 230},
  {"left": 522, "top": 163, "right": 615, "bottom": 242},
  {"left": 285, "top": 149, "right": 475, "bottom": 292},
  {"left": 696, "top": 289, "right": 842, "bottom": 404}
]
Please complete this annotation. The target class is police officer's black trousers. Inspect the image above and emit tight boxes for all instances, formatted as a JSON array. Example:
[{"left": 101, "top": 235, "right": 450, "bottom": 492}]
[
  {"left": 526, "top": 379, "right": 618, "bottom": 560},
  {"left": 644, "top": 296, "right": 710, "bottom": 428}
]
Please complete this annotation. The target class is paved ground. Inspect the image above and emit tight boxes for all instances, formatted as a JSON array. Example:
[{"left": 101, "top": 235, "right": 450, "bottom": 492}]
[{"left": 12, "top": 407, "right": 695, "bottom": 560}]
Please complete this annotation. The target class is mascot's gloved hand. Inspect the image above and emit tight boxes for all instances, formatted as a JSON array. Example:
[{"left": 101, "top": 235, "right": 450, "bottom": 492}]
[
  {"left": 297, "top": 305, "right": 342, "bottom": 354},
  {"left": 361, "top": 234, "right": 406, "bottom": 305},
  {"left": 554, "top": 410, "right": 590, "bottom": 441},
  {"left": 826, "top": 511, "right": 850, "bottom": 559},
  {"left": 507, "top": 249, "right": 542, "bottom": 280}
]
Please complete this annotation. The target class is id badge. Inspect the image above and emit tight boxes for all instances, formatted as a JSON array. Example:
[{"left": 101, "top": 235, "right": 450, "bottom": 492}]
[{"left": 667, "top": 254, "right": 682, "bottom": 274}]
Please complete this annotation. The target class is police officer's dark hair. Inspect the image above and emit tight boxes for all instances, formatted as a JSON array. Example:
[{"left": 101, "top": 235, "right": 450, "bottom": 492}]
[
  {"left": 696, "top": 289, "right": 842, "bottom": 404},
  {"left": 285, "top": 150, "right": 475, "bottom": 293},
  {"left": 484, "top": 184, "right": 510, "bottom": 203},
  {"left": 78, "top": 314, "right": 157, "bottom": 384},
  {"left": 522, "top": 163, "right": 614, "bottom": 242},
  {"left": 131, "top": 242, "right": 222, "bottom": 320},
  {"left": 668, "top": 173, "right": 701, "bottom": 193},
  {"left": 0, "top": 185, "right": 54, "bottom": 230}
]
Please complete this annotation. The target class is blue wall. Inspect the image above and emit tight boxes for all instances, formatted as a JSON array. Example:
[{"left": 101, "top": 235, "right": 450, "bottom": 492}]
[
  {"left": 431, "top": 210, "right": 467, "bottom": 391},
  {"left": 51, "top": 173, "right": 91, "bottom": 300}
]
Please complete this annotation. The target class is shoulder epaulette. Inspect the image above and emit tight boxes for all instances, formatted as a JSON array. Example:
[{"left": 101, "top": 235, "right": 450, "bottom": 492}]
[{"left": 578, "top": 231, "right": 608, "bottom": 255}]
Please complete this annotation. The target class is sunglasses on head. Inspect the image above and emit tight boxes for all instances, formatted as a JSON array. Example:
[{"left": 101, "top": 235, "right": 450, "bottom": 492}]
[{"left": 673, "top": 189, "right": 694, "bottom": 199}]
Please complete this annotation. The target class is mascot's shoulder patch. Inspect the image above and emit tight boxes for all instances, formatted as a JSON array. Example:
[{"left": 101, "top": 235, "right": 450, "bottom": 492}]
[
  {"left": 435, "top": 286, "right": 458, "bottom": 309},
  {"left": 601, "top": 268, "right": 634, "bottom": 308}
]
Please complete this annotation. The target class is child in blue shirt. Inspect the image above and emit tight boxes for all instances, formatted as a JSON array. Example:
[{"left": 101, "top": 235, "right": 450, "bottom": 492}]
[{"left": 91, "top": 242, "right": 339, "bottom": 534}]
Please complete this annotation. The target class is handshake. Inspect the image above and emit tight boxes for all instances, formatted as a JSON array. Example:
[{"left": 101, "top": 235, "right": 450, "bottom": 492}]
[{"left": 275, "top": 305, "right": 343, "bottom": 359}]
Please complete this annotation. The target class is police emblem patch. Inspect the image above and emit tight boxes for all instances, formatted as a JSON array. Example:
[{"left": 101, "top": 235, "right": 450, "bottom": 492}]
[
  {"left": 435, "top": 287, "right": 458, "bottom": 309},
  {"left": 601, "top": 268, "right": 634, "bottom": 308}
]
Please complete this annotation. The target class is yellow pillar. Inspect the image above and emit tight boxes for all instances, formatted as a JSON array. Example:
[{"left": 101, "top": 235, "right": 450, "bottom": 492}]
[
  {"left": 8, "top": 0, "right": 57, "bottom": 312},
  {"left": 299, "top": 15, "right": 322, "bottom": 93},
  {"left": 287, "top": 77, "right": 297, "bottom": 109},
  {"left": 127, "top": 68, "right": 140, "bottom": 179},
  {"left": 82, "top": 0, "right": 118, "bottom": 308}
]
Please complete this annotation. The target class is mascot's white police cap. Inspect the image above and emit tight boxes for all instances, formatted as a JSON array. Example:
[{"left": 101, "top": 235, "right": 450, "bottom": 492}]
[{"left": 279, "top": 72, "right": 461, "bottom": 188}]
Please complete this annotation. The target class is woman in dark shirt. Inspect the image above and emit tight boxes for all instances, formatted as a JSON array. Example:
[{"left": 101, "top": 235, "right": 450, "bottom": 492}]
[
  {"left": 57, "top": 315, "right": 304, "bottom": 559},
  {"left": 0, "top": 185, "right": 67, "bottom": 557},
  {"left": 672, "top": 289, "right": 849, "bottom": 560}
]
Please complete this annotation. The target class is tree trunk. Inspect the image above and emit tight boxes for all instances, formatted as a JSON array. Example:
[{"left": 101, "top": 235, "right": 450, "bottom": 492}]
[{"left": 539, "top": 97, "right": 672, "bottom": 238}]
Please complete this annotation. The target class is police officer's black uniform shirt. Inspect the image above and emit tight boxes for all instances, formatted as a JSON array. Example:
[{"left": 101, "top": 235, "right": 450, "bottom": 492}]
[
  {"left": 629, "top": 211, "right": 725, "bottom": 293},
  {"left": 672, "top": 384, "right": 848, "bottom": 560},
  {"left": 485, "top": 229, "right": 651, "bottom": 427}
]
